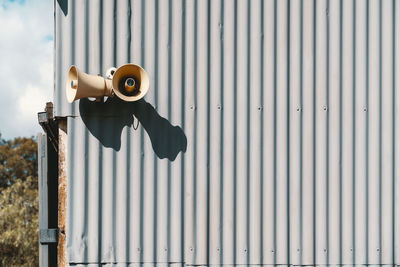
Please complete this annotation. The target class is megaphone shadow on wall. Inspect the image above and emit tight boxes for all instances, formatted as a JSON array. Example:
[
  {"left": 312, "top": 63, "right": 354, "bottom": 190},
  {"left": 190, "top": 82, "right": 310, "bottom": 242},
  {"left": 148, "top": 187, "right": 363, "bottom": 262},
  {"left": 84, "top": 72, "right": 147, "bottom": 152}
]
[{"left": 79, "top": 98, "right": 187, "bottom": 161}]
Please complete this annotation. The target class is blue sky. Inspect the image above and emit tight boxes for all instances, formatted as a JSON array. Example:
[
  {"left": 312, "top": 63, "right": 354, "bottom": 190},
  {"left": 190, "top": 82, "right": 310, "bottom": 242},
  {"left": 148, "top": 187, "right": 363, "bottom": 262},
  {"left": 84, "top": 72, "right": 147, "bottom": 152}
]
[{"left": 0, "top": 0, "right": 53, "bottom": 139}]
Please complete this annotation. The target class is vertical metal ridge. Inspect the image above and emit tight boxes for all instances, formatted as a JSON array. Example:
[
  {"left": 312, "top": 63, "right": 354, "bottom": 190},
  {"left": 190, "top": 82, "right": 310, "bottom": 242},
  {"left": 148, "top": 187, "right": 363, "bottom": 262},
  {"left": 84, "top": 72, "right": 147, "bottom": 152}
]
[
  {"left": 326, "top": 0, "right": 330, "bottom": 264},
  {"left": 55, "top": 0, "right": 62, "bottom": 112},
  {"left": 381, "top": 0, "right": 394, "bottom": 264},
  {"left": 392, "top": 1, "right": 396, "bottom": 264},
  {"left": 378, "top": 0, "right": 383, "bottom": 264},
  {"left": 83, "top": 126, "right": 89, "bottom": 262},
  {"left": 193, "top": 0, "right": 198, "bottom": 262},
  {"left": 259, "top": 0, "right": 264, "bottom": 263},
  {"left": 184, "top": 0, "right": 195, "bottom": 264},
  {"left": 272, "top": 0, "right": 277, "bottom": 264},
  {"left": 286, "top": 0, "right": 291, "bottom": 265},
  {"left": 288, "top": 0, "right": 299, "bottom": 264},
  {"left": 138, "top": 126, "right": 144, "bottom": 264},
  {"left": 84, "top": 0, "right": 89, "bottom": 72},
  {"left": 112, "top": 0, "right": 117, "bottom": 67},
  {"left": 180, "top": 0, "right": 186, "bottom": 263},
  {"left": 111, "top": 1, "right": 117, "bottom": 260},
  {"left": 365, "top": 0, "right": 370, "bottom": 262},
  {"left": 167, "top": 0, "right": 172, "bottom": 261},
  {"left": 98, "top": 138, "right": 103, "bottom": 262},
  {"left": 299, "top": 0, "right": 304, "bottom": 264},
  {"left": 112, "top": 148, "right": 117, "bottom": 261},
  {"left": 232, "top": 0, "right": 237, "bottom": 264},
  {"left": 99, "top": 0, "right": 103, "bottom": 73},
  {"left": 339, "top": 0, "right": 343, "bottom": 264},
  {"left": 126, "top": 126, "right": 131, "bottom": 262},
  {"left": 245, "top": 0, "right": 251, "bottom": 264},
  {"left": 312, "top": 0, "right": 317, "bottom": 264},
  {"left": 83, "top": 1, "right": 90, "bottom": 262},
  {"left": 219, "top": 0, "right": 225, "bottom": 264},
  {"left": 139, "top": 0, "right": 146, "bottom": 264},
  {"left": 352, "top": 0, "right": 357, "bottom": 265},
  {"left": 354, "top": 0, "right": 364, "bottom": 264},
  {"left": 368, "top": 0, "right": 381, "bottom": 263},
  {"left": 153, "top": 0, "right": 159, "bottom": 262},
  {"left": 248, "top": 0, "right": 262, "bottom": 263},
  {"left": 206, "top": 0, "right": 211, "bottom": 264},
  {"left": 127, "top": 0, "right": 132, "bottom": 61}
]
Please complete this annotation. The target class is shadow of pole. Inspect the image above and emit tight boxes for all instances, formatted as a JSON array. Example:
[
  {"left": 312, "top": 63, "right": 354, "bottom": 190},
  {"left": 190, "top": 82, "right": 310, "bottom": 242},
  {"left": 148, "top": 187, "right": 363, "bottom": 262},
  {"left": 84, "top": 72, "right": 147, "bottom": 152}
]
[{"left": 79, "top": 98, "right": 187, "bottom": 161}]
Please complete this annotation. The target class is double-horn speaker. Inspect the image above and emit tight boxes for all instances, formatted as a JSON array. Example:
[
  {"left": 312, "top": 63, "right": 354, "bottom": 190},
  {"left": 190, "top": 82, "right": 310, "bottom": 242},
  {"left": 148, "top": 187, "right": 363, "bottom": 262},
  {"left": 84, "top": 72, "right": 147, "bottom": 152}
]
[{"left": 66, "top": 63, "right": 149, "bottom": 103}]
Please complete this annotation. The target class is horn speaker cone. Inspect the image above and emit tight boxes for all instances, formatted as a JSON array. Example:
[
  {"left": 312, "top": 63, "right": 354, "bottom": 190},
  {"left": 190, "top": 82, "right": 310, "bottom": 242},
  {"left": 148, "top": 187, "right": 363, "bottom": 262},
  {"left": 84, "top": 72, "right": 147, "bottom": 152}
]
[{"left": 66, "top": 66, "right": 113, "bottom": 103}]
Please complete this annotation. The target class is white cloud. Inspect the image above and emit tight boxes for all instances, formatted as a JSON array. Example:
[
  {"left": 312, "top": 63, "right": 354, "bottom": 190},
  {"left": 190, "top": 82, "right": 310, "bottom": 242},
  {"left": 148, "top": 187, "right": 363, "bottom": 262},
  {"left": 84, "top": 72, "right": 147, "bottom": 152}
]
[{"left": 0, "top": 0, "right": 53, "bottom": 139}]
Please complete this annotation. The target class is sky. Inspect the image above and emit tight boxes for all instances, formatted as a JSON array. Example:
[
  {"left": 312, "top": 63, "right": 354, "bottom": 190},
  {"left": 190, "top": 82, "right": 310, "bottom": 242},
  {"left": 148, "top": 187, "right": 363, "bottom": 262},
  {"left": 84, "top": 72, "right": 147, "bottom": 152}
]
[{"left": 0, "top": 0, "right": 53, "bottom": 140}]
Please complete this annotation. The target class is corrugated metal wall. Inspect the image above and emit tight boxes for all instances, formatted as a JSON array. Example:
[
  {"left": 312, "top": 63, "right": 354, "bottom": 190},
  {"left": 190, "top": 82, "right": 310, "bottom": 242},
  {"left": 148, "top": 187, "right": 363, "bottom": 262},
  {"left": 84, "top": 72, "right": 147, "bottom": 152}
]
[{"left": 54, "top": 0, "right": 400, "bottom": 265}]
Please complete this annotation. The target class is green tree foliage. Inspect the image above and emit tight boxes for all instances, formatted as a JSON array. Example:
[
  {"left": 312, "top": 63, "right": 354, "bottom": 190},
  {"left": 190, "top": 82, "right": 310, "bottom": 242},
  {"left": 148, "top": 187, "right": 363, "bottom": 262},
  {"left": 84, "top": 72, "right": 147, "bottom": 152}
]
[
  {"left": 0, "top": 135, "right": 38, "bottom": 267},
  {"left": 0, "top": 137, "right": 37, "bottom": 188}
]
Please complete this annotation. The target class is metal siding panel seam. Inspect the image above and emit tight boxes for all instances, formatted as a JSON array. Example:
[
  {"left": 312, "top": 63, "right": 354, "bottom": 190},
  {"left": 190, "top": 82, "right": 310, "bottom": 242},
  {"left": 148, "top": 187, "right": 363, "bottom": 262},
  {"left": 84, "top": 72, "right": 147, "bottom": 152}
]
[
  {"left": 275, "top": 0, "right": 289, "bottom": 264},
  {"left": 248, "top": 0, "right": 262, "bottom": 264},
  {"left": 155, "top": 0, "right": 170, "bottom": 262},
  {"left": 368, "top": 0, "right": 381, "bottom": 264},
  {"left": 208, "top": 0, "right": 222, "bottom": 264},
  {"left": 235, "top": 0, "right": 249, "bottom": 264},
  {"left": 194, "top": 0, "right": 210, "bottom": 264},
  {"left": 341, "top": 0, "right": 355, "bottom": 264},
  {"left": 314, "top": 0, "right": 329, "bottom": 264},
  {"left": 328, "top": 0, "right": 341, "bottom": 263},
  {"left": 301, "top": 0, "right": 315, "bottom": 264},
  {"left": 354, "top": 0, "right": 368, "bottom": 264},
  {"left": 183, "top": 0, "right": 196, "bottom": 264},
  {"left": 262, "top": 0, "right": 276, "bottom": 264},
  {"left": 289, "top": 0, "right": 302, "bottom": 264},
  {"left": 380, "top": 0, "right": 395, "bottom": 264}
]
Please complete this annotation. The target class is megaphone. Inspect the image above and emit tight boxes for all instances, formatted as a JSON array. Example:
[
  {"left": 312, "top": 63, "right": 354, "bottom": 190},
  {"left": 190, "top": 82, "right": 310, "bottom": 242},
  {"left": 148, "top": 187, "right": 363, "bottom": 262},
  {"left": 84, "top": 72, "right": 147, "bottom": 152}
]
[
  {"left": 66, "top": 64, "right": 149, "bottom": 103},
  {"left": 112, "top": 64, "right": 150, "bottom": 102}
]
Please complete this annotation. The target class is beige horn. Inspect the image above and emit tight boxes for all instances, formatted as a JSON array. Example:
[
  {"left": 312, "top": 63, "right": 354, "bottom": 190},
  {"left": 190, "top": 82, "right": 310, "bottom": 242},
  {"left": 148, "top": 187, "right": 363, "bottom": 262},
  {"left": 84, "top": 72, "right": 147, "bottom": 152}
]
[
  {"left": 66, "top": 66, "right": 113, "bottom": 103},
  {"left": 111, "top": 63, "right": 150, "bottom": 102}
]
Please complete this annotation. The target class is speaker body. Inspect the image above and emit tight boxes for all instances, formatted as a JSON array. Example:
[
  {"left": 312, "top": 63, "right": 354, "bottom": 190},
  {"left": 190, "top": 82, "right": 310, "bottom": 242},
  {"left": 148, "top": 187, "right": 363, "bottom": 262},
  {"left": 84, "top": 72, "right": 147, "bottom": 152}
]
[{"left": 66, "top": 66, "right": 113, "bottom": 103}]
